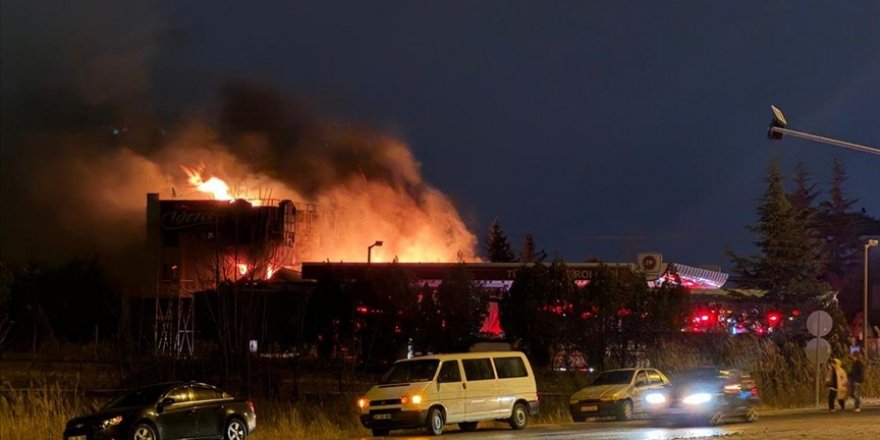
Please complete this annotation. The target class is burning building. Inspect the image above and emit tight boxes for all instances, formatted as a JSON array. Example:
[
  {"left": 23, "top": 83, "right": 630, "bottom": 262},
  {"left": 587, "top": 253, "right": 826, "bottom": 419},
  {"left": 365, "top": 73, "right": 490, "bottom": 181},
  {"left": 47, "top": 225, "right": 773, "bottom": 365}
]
[{"left": 146, "top": 193, "right": 315, "bottom": 354}]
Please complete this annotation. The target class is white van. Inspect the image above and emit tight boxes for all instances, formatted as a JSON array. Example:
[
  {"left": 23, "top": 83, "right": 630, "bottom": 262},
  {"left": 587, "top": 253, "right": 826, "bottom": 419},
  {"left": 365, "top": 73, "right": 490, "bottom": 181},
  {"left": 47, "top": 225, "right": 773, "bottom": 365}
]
[{"left": 357, "top": 351, "right": 539, "bottom": 436}]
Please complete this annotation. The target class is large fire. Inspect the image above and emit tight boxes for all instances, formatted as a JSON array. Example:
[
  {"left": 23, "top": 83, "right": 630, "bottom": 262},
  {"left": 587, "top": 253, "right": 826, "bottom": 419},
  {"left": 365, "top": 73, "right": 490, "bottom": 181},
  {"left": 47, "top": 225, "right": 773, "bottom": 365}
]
[{"left": 178, "top": 154, "right": 477, "bottom": 265}]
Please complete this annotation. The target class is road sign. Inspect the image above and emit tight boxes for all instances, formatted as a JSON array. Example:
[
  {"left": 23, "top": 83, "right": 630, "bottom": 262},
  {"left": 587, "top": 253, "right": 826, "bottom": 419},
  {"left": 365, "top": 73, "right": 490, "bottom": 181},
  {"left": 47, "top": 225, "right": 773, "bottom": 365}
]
[
  {"left": 806, "top": 310, "right": 833, "bottom": 337},
  {"left": 805, "top": 337, "right": 831, "bottom": 365}
]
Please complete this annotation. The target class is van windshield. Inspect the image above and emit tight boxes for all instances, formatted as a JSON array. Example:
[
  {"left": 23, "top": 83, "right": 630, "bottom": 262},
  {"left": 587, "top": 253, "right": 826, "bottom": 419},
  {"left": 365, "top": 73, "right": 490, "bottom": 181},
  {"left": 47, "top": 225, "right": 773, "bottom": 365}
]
[{"left": 380, "top": 360, "right": 440, "bottom": 385}]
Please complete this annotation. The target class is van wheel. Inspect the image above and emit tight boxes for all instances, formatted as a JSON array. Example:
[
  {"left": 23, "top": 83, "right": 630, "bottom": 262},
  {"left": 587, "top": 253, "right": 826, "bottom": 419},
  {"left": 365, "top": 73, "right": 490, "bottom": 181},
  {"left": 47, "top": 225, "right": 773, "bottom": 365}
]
[
  {"left": 371, "top": 428, "right": 390, "bottom": 436},
  {"left": 426, "top": 407, "right": 444, "bottom": 435},
  {"left": 458, "top": 421, "right": 478, "bottom": 432},
  {"left": 508, "top": 402, "right": 529, "bottom": 430}
]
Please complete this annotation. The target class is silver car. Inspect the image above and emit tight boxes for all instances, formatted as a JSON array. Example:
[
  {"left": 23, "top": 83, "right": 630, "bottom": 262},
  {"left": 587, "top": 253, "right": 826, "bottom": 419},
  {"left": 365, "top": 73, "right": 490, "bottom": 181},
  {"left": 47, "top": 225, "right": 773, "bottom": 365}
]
[{"left": 569, "top": 368, "right": 670, "bottom": 421}]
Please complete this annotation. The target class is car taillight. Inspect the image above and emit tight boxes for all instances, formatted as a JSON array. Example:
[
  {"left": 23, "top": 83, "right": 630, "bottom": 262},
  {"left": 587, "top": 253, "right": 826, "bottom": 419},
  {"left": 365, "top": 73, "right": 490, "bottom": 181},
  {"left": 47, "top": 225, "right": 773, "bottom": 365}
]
[
  {"left": 750, "top": 387, "right": 758, "bottom": 398},
  {"left": 247, "top": 400, "right": 255, "bottom": 413}
]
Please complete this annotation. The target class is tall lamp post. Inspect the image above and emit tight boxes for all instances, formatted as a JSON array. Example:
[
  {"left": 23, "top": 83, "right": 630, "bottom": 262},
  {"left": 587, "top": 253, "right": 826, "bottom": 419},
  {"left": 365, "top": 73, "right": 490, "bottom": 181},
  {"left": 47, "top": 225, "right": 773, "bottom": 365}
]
[
  {"left": 865, "top": 239, "right": 879, "bottom": 357},
  {"left": 367, "top": 240, "right": 383, "bottom": 264},
  {"left": 767, "top": 105, "right": 880, "bottom": 155}
]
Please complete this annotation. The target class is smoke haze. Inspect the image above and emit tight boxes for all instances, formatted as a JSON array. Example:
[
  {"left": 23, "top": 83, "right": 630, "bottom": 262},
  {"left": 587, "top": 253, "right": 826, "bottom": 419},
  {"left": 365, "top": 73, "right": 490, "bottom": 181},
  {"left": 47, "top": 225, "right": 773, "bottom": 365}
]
[{"left": 0, "top": 0, "right": 477, "bottom": 268}]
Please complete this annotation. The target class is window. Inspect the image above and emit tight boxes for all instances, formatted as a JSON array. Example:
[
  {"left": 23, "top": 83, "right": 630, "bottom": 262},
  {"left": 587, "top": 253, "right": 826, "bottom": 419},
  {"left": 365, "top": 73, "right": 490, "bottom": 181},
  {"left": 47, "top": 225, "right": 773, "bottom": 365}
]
[
  {"left": 192, "top": 386, "right": 221, "bottom": 401},
  {"left": 494, "top": 357, "right": 528, "bottom": 379},
  {"left": 166, "top": 386, "right": 192, "bottom": 404},
  {"left": 648, "top": 370, "right": 664, "bottom": 384},
  {"left": 380, "top": 360, "right": 440, "bottom": 385},
  {"left": 635, "top": 371, "right": 650, "bottom": 387},
  {"left": 462, "top": 359, "right": 495, "bottom": 381},
  {"left": 438, "top": 361, "right": 462, "bottom": 383}
]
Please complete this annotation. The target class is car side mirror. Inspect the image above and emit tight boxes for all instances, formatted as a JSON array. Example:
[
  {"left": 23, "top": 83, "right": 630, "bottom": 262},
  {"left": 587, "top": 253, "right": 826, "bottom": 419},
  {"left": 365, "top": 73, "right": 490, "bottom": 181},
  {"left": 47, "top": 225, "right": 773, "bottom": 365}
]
[{"left": 157, "top": 397, "right": 175, "bottom": 413}]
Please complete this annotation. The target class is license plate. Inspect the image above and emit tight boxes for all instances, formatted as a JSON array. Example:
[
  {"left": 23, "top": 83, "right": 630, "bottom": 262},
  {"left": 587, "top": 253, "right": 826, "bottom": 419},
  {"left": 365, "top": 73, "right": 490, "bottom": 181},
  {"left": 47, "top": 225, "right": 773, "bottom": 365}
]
[
  {"left": 373, "top": 413, "right": 392, "bottom": 420},
  {"left": 580, "top": 405, "right": 598, "bottom": 412}
]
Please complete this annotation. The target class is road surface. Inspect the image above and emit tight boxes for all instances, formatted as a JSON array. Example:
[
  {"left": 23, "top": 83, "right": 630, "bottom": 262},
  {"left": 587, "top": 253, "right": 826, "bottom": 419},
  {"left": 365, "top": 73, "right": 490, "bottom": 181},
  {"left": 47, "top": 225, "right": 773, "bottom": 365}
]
[{"left": 359, "top": 407, "right": 880, "bottom": 440}]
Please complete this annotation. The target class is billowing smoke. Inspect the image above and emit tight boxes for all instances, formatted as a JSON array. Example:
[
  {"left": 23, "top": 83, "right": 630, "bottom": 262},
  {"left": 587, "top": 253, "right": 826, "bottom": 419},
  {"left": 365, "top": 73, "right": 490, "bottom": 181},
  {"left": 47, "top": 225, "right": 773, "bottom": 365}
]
[{"left": 0, "top": 0, "right": 477, "bottom": 268}]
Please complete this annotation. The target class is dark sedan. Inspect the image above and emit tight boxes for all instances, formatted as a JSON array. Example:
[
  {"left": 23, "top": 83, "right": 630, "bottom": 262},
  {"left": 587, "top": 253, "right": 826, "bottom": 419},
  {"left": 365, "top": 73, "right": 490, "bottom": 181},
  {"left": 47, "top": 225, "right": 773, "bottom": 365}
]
[
  {"left": 644, "top": 368, "right": 760, "bottom": 426},
  {"left": 63, "top": 381, "right": 256, "bottom": 440}
]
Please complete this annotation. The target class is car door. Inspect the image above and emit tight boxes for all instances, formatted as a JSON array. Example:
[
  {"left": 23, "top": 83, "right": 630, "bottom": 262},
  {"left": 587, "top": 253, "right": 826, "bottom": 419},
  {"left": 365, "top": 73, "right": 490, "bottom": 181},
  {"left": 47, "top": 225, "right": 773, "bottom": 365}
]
[
  {"left": 461, "top": 358, "right": 498, "bottom": 420},
  {"left": 157, "top": 386, "right": 197, "bottom": 440},
  {"left": 630, "top": 370, "right": 652, "bottom": 414},
  {"left": 436, "top": 360, "right": 466, "bottom": 423},
  {"left": 191, "top": 385, "right": 225, "bottom": 438}
]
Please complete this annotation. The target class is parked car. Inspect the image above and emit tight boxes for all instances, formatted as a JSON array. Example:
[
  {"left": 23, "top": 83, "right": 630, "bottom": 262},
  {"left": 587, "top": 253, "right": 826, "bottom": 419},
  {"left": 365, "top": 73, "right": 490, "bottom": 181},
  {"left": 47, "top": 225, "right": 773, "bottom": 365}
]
[
  {"left": 569, "top": 368, "right": 670, "bottom": 421},
  {"left": 357, "top": 351, "right": 539, "bottom": 436},
  {"left": 63, "top": 381, "right": 256, "bottom": 440},
  {"left": 644, "top": 367, "right": 760, "bottom": 425}
]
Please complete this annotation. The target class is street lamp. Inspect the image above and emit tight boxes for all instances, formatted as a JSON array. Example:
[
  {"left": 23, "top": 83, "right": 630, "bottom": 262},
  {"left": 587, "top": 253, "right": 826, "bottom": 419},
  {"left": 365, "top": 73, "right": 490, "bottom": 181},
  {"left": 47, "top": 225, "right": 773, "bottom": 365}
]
[
  {"left": 865, "top": 238, "right": 878, "bottom": 357},
  {"left": 367, "top": 240, "right": 383, "bottom": 263},
  {"left": 767, "top": 105, "right": 880, "bottom": 155}
]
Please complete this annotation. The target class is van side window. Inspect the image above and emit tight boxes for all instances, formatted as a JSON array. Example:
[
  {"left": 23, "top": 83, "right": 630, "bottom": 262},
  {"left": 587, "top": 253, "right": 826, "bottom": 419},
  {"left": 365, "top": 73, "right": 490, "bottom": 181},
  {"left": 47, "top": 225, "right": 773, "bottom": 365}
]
[
  {"left": 493, "top": 357, "right": 528, "bottom": 378},
  {"left": 462, "top": 358, "right": 495, "bottom": 381},
  {"left": 438, "top": 361, "right": 462, "bottom": 383}
]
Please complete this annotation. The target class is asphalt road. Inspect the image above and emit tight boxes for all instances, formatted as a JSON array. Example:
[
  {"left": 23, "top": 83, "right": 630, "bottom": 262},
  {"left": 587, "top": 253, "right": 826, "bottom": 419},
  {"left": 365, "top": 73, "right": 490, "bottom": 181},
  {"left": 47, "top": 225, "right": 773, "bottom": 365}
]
[{"left": 360, "top": 407, "right": 880, "bottom": 440}]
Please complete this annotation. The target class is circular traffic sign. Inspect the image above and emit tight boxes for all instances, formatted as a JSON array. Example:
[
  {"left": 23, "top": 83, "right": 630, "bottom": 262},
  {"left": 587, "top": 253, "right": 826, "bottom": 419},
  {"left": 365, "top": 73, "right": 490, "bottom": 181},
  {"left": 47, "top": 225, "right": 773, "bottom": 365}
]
[
  {"left": 806, "top": 310, "right": 833, "bottom": 337},
  {"left": 804, "top": 337, "right": 831, "bottom": 365}
]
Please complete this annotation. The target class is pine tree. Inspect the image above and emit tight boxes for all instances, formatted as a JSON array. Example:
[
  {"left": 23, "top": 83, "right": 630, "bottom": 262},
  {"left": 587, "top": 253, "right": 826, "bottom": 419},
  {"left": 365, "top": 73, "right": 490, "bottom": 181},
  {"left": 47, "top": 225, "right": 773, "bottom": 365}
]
[
  {"left": 519, "top": 233, "right": 547, "bottom": 263},
  {"left": 789, "top": 160, "right": 819, "bottom": 212},
  {"left": 728, "top": 160, "right": 828, "bottom": 304},
  {"left": 818, "top": 159, "right": 862, "bottom": 313},
  {"left": 485, "top": 218, "right": 516, "bottom": 262}
]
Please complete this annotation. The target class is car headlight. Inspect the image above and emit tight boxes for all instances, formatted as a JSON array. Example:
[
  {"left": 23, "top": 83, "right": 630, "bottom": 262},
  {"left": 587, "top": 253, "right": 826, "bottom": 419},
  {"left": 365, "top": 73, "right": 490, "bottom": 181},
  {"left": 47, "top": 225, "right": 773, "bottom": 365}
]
[
  {"left": 682, "top": 393, "right": 713, "bottom": 405},
  {"left": 357, "top": 398, "right": 369, "bottom": 409},
  {"left": 401, "top": 394, "right": 423, "bottom": 405},
  {"left": 645, "top": 392, "right": 666, "bottom": 404},
  {"left": 99, "top": 415, "right": 123, "bottom": 430}
]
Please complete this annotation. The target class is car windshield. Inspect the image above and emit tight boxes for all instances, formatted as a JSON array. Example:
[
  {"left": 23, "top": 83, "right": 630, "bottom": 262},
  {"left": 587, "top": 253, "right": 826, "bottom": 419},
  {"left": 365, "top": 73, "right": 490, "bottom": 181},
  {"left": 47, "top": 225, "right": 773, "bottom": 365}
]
[
  {"left": 591, "top": 370, "right": 634, "bottom": 385},
  {"left": 380, "top": 360, "right": 440, "bottom": 385},
  {"left": 102, "top": 385, "right": 169, "bottom": 410}
]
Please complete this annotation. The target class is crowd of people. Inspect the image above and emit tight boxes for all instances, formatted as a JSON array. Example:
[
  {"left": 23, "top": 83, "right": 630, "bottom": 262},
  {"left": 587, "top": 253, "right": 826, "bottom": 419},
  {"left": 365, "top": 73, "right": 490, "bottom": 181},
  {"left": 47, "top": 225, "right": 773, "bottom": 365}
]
[{"left": 826, "top": 352, "right": 865, "bottom": 412}]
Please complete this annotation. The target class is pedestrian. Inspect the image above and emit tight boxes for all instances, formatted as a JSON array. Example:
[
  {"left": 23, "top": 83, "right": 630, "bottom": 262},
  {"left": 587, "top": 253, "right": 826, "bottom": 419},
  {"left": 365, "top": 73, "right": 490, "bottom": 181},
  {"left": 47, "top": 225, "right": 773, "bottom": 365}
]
[
  {"left": 826, "top": 358, "right": 848, "bottom": 412},
  {"left": 848, "top": 352, "right": 865, "bottom": 412}
]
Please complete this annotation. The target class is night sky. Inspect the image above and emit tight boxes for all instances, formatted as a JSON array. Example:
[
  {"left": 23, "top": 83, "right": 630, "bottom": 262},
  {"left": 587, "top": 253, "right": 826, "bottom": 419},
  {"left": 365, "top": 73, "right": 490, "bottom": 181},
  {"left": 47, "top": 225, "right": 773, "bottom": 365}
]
[{"left": 3, "top": 1, "right": 879, "bottom": 268}]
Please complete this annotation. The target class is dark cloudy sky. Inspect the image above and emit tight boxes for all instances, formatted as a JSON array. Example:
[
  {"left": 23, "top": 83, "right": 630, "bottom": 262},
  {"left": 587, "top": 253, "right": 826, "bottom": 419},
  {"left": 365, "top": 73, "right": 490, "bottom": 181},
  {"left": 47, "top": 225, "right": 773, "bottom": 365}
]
[{"left": 4, "top": 1, "right": 879, "bottom": 268}]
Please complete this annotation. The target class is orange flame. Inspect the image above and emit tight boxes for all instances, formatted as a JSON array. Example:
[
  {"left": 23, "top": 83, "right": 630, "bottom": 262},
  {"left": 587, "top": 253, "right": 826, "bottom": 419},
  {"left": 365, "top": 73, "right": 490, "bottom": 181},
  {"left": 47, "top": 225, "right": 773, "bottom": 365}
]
[
  {"left": 182, "top": 166, "right": 233, "bottom": 201},
  {"left": 237, "top": 263, "right": 248, "bottom": 276},
  {"left": 266, "top": 265, "right": 276, "bottom": 279}
]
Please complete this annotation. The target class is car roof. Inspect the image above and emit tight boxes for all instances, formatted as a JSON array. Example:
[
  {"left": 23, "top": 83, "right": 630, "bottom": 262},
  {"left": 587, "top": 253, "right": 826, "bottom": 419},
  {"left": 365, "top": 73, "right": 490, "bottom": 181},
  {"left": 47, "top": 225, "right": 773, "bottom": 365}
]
[
  {"left": 398, "top": 351, "right": 527, "bottom": 362},
  {"left": 134, "top": 381, "right": 220, "bottom": 392}
]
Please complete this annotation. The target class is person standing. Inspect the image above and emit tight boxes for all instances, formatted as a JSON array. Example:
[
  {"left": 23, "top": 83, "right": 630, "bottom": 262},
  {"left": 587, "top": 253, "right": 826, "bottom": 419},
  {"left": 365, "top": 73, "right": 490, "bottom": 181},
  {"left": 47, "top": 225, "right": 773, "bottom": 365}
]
[
  {"left": 849, "top": 352, "right": 865, "bottom": 412},
  {"left": 826, "top": 358, "right": 848, "bottom": 412}
]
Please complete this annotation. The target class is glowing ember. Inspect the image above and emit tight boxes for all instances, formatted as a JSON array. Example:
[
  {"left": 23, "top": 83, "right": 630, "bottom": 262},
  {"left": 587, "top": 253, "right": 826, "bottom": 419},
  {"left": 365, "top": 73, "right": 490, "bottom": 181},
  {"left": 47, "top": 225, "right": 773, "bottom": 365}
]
[
  {"left": 237, "top": 263, "right": 248, "bottom": 276},
  {"left": 266, "top": 265, "right": 276, "bottom": 279}
]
